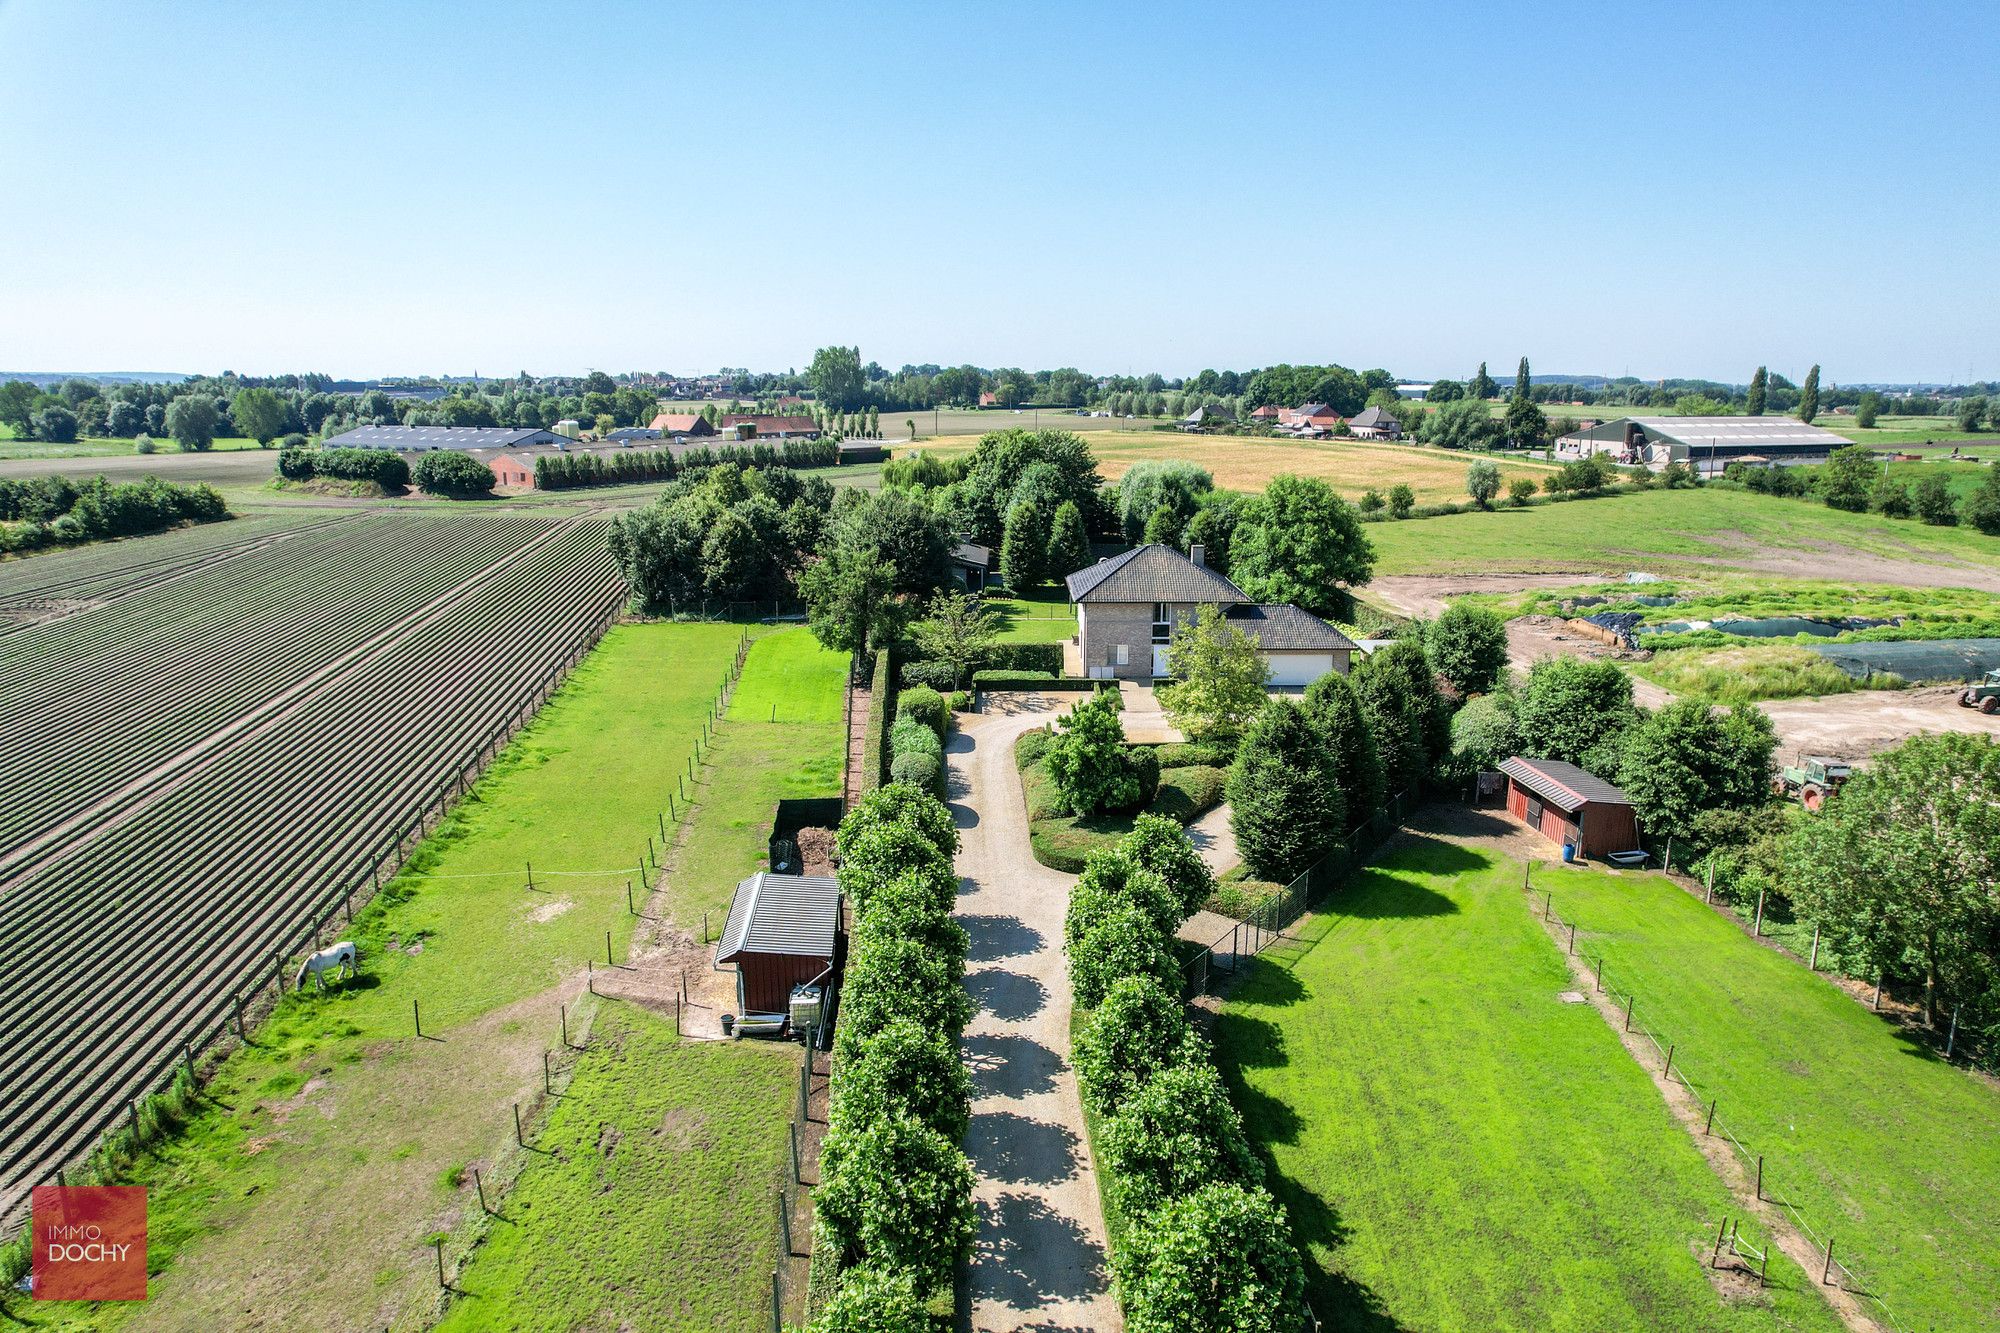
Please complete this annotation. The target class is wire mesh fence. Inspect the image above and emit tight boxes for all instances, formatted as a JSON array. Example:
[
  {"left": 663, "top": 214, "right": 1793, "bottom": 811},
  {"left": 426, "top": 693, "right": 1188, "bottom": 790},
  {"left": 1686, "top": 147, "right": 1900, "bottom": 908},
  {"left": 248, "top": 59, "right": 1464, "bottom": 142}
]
[
  {"left": 1532, "top": 873, "right": 1912, "bottom": 1333},
  {"left": 1181, "top": 786, "right": 1422, "bottom": 997}
]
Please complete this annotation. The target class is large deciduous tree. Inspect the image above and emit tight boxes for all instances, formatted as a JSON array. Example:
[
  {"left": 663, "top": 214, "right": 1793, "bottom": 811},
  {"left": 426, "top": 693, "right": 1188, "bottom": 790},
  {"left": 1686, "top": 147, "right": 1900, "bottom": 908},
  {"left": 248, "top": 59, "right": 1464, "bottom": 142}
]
[
  {"left": 1788, "top": 734, "right": 2000, "bottom": 1032},
  {"left": 1746, "top": 365, "right": 1767, "bottom": 416},
  {"left": 230, "top": 387, "right": 289, "bottom": 445},
  {"left": 1615, "top": 700, "right": 1775, "bottom": 844},
  {"left": 1797, "top": 364, "right": 1820, "bottom": 422},
  {"left": 1426, "top": 604, "right": 1508, "bottom": 697},
  {"left": 1512, "top": 656, "right": 1634, "bottom": 771},
  {"left": 1228, "top": 475, "right": 1373, "bottom": 618},
  {"left": 807, "top": 344, "right": 866, "bottom": 411},
  {"left": 1157, "top": 604, "right": 1269, "bottom": 739},
  {"left": 800, "top": 545, "right": 904, "bottom": 666},
  {"left": 165, "top": 393, "right": 219, "bottom": 451},
  {"left": 909, "top": 590, "right": 997, "bottom": 690}
]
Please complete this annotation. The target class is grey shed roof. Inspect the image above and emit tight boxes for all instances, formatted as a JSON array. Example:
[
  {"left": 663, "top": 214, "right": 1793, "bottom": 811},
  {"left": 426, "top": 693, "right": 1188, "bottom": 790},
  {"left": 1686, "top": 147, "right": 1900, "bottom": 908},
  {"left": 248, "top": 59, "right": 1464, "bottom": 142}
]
[
  {"left": 1348, "top": 406, "right": 1398, "bottom": 429},
  {"left": 714, "top": 872, "right": 840, "bottom": 963},
  {"left": 1561, "top": 416, "right": 1855, "bottom": 451},
  {"left": 1224, "top": 603, "right": 1358, "bottom": 652},
  {"left": 952, "top": 541, "right": 992, "bottom": 569},
  {"left": 1065, "top": 544, "right": 1246, "bottom": 605},
  {"left": 322, "top": 425, "right": 566, "bottom": 452},
  {"left": 1498, "top": 756, "right": 1632, "bottom": 814}
]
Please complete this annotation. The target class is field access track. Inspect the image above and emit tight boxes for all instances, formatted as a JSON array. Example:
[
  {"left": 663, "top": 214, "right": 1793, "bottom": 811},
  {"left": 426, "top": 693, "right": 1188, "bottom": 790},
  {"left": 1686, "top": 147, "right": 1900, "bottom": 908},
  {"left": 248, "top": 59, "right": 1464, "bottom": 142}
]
[{"left": 0, "top": 512, "right": 627, "bottom": 1218}]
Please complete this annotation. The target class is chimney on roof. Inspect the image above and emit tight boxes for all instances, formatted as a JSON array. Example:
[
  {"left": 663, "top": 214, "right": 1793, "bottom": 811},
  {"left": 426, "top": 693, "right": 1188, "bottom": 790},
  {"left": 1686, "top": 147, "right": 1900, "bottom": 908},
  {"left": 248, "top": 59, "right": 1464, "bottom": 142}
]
[{"left": 1188, "top": 543, "right": 1206, "bottom": 568}]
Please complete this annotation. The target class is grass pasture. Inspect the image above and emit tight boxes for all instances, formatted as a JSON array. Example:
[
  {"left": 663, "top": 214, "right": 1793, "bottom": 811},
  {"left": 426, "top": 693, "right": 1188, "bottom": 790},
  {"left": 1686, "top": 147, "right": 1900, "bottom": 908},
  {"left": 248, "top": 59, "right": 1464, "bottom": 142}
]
[
  {"left": 1630, "top": 644, "right": 1877, "bottom": 705},
  {"left": 1363, "top": 485, "right": 2000, "bottom": 579},
  {"left": 1217, "top": 833, "right": 1844, "bottom": 1333},
  {"left": 982, "top": 588, "right": 1078, "bottom": 643},
  {"left": 3, "top": 622, "right": 749, "bottom": 1331},
  {"left": 1543, "top": 865, "right": 2000, "bottom": 1333},
  {"left": 433, "top": 1001, "right": 795, "bottom": 1333},
  {"left": 666, "top": 628, "right": 847, "bottom": 929}
]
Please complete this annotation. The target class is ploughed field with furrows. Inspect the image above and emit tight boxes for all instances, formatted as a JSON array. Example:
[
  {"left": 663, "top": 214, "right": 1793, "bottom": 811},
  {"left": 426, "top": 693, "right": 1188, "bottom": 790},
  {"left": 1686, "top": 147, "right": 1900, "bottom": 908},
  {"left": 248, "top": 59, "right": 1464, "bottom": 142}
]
[{"left": 0, "top": 511, "right": 626, "bottom": 1216}]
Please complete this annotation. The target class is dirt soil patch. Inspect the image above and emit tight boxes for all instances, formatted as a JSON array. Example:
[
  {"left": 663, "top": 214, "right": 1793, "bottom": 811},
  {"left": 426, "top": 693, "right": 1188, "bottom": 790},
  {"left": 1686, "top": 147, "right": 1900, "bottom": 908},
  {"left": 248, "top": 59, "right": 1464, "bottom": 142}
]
[
  {"left": 1759, "top": 685, "right": 2000, "bottom": 763},
  {"left": 1667, "top": 534, "right": 2000, "bottom": 595},
  {"left": 1368, "top": 573, "right": 1598, "bottom": 620}
]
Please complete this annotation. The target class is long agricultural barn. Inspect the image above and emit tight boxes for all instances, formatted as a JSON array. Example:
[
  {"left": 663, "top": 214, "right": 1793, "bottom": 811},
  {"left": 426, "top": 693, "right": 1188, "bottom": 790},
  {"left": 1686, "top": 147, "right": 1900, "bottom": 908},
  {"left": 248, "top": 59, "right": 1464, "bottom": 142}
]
[
  {"left": 714, "top": 871, "right": 841, "bottom": 1021},
  {"left": 1498, "top": 756, "right": 1639, "bottom": 860},
  {"left": 1555, "top": 416, "right": 1855, "bottom": 474},
  {"left": 321, "top": 425, "right": 570, "bottom": 452}
]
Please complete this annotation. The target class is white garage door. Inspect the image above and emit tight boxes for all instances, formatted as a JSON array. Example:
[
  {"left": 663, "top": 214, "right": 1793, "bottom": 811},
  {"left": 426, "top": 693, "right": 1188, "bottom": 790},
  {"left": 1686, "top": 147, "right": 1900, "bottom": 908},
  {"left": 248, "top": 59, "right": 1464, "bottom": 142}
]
[{"left": 1263, "top": 652, "right": 1333, "bottom": 689}]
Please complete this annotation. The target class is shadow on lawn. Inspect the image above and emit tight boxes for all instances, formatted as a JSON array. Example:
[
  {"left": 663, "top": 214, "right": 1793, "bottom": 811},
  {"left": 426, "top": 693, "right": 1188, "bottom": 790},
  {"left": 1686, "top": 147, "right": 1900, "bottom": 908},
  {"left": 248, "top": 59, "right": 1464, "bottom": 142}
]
[{"left": 1209, "top": 1008, "right": 1411, "bottom": 1332}]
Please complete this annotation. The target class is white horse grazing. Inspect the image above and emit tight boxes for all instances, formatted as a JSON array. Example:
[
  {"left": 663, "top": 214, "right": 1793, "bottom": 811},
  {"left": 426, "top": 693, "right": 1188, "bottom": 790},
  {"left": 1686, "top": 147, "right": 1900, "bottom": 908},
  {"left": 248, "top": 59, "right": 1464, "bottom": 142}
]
[{"left": 296, "top": 941, "right": 358, "bottom": 992}]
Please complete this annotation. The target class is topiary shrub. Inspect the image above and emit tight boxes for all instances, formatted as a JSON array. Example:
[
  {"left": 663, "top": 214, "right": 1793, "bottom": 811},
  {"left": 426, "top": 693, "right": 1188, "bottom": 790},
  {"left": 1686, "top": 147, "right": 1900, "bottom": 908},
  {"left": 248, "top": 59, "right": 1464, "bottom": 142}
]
[
  {"left": 889, "top": 715, "right": 942, "bottom": 762},
  {"left": 1115, "top": 1182, "right": 1307, "bottom": 1333},
  {"left": 815, "top": 1115, "right": 977, "bottom": 1297},
  {"left": 858, "top": 869, "right": 967, "bottom": 959},
  {"left": 896, "top": 685, "right": 947, "bottom": 742},
  {"left": 1120, "top": 814, "right": 1215, "bottom": 917},
  {"left": 1069, "top": 901, "right": 1182, "bottom": 1010},
  {"left": 1014, "top": 727, "right": 1053, "bottom": 770},
  {"left": 1150, "top": 740, "right": 1235, "bottom": 769},
  {"left": 898, "top": 658, "right": 959, "bottom": 692},
  {"left": 1047, "top": 690, "right": 1151, "bottom": 816},
  {"left": 839, "top": 931, "right": 974, "bottom": 1047},
  {"left": 838, "top": 784, "right": 959, "bottom": 861},
  {"left": 1073, "top": 976, "right": 1198, "bottom": 1116},
  {"left": 828, "top": 1018, "right": 972, "bottom": 1144},
  {"left": 889, "top": 750, "right": 940, "bottom": 793},
  {"left": 837, "top": 827, "right": 957, "bottom": 918},
  {"left": 411, "top": 449, "right": 495, "bottom": 497},
  {"left": 1100, "top": 1062, "right": 1263, "bottom": 1215},
  {"left": 811, "top": 1264, "right": 932, "bottom": 1333},
  {"left": 1065, "top": 851, "right": 1180, "bottom": 950}
]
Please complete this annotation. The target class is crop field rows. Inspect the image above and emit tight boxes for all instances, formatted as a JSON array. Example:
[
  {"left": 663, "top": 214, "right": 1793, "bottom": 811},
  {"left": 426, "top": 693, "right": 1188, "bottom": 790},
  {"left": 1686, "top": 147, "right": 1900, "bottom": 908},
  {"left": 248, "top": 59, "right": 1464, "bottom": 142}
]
[
  {"left": 0, "top": 513, "right": 628, "bottom": 1218},
  {"left": 0, "top": 511, "right": 359, "bottom": 631}
]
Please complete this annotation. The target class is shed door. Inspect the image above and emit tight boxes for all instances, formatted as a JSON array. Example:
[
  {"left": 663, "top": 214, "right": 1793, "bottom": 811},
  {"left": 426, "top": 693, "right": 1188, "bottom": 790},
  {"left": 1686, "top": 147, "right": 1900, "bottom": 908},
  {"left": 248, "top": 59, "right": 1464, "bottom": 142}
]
[{"left": 1526, "top": 796, "right": 1544, "bottom": 827}]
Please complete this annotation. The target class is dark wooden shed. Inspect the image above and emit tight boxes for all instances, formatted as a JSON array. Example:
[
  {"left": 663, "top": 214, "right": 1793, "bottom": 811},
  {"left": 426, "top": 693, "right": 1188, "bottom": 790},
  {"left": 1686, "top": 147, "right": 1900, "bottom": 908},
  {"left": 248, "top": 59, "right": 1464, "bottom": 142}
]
[
  {"left": 1498, "top": 756, "right": 1640, "bottom": 860},
  {"left": 714, "top": 871, "right": 841, "bottom": 1021}
]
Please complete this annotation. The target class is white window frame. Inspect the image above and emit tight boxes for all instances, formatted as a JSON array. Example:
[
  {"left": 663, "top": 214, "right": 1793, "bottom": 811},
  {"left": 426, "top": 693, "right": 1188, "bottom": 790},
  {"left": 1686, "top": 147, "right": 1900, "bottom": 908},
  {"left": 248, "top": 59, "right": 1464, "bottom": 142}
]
[
  {"left": 1151, "top": 602, "right": 1171, "bottom": 643},
  {"left": 1116, "top": 643, "right": 1130, "bottom": 666}
]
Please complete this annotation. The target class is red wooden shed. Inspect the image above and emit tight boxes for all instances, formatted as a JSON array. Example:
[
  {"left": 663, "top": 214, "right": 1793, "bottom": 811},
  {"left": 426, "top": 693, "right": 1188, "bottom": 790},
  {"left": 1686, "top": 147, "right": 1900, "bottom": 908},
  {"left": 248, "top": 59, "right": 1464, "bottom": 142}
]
[
  {"left": 1498, "top": 756, "right": 1640, "bottom": 860},
  {"left": 714, "top": 871, "right": 841, "bottom": 1022}
]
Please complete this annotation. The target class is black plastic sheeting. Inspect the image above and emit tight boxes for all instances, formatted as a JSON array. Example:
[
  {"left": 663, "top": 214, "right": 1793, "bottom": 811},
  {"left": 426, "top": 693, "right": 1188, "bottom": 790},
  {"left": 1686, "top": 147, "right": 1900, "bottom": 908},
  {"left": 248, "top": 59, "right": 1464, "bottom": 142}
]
[{"left": 1808, "top": 638, "right": 2000, "bottom": 683}]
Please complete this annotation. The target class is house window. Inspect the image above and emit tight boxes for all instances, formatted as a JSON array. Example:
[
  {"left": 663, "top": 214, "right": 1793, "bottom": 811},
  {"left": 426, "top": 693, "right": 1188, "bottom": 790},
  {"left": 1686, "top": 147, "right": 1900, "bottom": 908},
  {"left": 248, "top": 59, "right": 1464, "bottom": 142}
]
[
  {"left": 1116, "top": 644, "right": 1130, "bottom": 666},
  {"left": 1151, "top": 603, "right": 1171, "bottom": 643}
]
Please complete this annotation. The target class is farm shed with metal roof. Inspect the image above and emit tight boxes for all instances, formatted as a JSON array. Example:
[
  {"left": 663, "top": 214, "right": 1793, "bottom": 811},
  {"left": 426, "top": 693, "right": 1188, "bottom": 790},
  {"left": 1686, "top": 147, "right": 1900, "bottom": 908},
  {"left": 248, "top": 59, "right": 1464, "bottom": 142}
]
[
  {"left": 714, "top": 872, "right": 841, "bottom": 1020},
  {"left": 1556, "top": 416, "right": 1855, "bottom": 474},
  {"left": 321, "top": 425, "right": 568, "bottom": 452},
  {"left": 1498, "top": 756, "right": 1639, "bottom": 860}
]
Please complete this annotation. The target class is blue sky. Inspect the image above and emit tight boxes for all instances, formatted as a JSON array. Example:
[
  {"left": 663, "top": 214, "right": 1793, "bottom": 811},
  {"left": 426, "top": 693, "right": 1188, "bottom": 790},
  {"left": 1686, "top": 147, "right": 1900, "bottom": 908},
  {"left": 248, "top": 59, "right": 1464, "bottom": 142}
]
[{"left": 1, "top": 0, "right": 1993, "bottom": 383}]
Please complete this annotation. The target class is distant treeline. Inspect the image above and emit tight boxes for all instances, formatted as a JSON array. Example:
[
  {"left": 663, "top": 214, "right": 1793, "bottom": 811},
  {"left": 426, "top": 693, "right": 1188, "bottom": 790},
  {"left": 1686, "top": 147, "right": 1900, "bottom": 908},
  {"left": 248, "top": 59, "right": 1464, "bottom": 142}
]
[{"left": 0, "top": 474, "right": 229, "bottom": 554}]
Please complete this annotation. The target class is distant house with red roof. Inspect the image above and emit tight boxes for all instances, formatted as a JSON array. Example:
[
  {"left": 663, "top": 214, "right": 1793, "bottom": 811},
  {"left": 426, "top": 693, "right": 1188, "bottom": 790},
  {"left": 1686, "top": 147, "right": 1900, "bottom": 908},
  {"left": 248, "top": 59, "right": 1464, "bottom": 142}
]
[
  {"left": 979, "top": 391, "right": 999, "bottom": 407},
  {"left": 1278, "top": 403, "right": 1343, "bottom": 432},
  {"left": 649, "top": 412, "right": 717, "bottom": 438}
]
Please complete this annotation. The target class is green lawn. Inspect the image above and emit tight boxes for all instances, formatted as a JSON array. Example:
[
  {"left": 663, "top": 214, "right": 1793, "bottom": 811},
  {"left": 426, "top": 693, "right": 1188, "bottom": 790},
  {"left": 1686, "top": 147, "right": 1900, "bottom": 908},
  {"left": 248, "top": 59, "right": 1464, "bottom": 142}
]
[
  {"left": 1364, "top": 485, "right": 2000, "bottom": 578},
  {"left": 1216, "top": 835, "right": 1844, "bottom": 1333},
  {"left": 1542, "top": 864, "right": 2000, "bottom": 1333},
  {"left": 984, "top": 589, "right": 1078, "bottom": 644},
  {"left": 434, "top": 1001, "right": 795, "bottom": 1333},
  {"left": 668, "top": 628, "right": 846, "bottom": 930},
  {"left": 0, "top": 434, "right": 273, "bottom": 461},
  {"left": 4, "top": 622, "right": 748, "bottom": 1331},
  {"left": 1882, "top": 457, "right": 1997, "bottom": 500}
]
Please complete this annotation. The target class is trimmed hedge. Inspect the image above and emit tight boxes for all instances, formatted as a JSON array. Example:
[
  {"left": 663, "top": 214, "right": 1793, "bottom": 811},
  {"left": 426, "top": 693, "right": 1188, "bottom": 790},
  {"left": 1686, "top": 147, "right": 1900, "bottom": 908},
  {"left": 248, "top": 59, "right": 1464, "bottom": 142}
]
[
  {"left": 896, "top": 685, "right": 947, "bottom": 743},
  {"left": 861, "top": 650, "right": 895, "bottom": 794},
  {"left": 1148, "top": 740, "right": 1235, "bottom": 770},
  {"left": 972, "top": 669, "right": 1099, "bottom": 691},
  {"left": 278, "top": 446, "right": 409, "bottom": 488},
  {"left": 986, "top": 642, "right": 1065, "bottom": 673},
  {"left": 410, "top": 449, "right": 495, "bottom": 497},
  {"left": 817, "top": 786, "right": 976, "bottom": 1306}
]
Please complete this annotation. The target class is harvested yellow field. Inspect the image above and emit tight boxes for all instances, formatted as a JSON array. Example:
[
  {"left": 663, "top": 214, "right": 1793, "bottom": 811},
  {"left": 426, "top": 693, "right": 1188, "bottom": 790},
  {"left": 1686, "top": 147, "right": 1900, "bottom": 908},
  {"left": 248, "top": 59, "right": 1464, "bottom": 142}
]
[{"left": 913, "top": 428, "right": 1557, "bottom": 505}]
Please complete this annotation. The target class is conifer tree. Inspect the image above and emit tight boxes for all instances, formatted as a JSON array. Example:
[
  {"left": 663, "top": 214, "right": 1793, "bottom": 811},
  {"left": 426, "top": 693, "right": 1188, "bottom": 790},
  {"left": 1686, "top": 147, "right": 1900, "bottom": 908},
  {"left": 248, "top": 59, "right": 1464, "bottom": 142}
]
[
  {"left": 1746, "top": 366, "right": 1767, "bottom": 416},
  {"left": 1514, "top": 357, "right": 1531, "bottom": 399},
  {"left": 1799, "top": 364, "right": 1821, "bottom": 422},
  {"left": 1000, "top": 500, "right": 1045, "bottom": 590},
  {"left": 1045, "top": 500, "right": 1091, "bottom": 582},
  {"left": 1471, "top": 362, "right": 1496, "bottom": 399}
]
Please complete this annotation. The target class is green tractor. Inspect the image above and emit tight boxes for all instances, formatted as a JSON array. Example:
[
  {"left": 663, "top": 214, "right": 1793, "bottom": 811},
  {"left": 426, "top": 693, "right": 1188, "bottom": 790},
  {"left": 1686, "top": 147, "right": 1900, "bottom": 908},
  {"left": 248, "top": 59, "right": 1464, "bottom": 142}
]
[
  {"left": 1958, "top": 668, "right": 2000, "bottom": 715},
  {"left": 1774, "top": 754, "right": 1851, "bottom": 812}
]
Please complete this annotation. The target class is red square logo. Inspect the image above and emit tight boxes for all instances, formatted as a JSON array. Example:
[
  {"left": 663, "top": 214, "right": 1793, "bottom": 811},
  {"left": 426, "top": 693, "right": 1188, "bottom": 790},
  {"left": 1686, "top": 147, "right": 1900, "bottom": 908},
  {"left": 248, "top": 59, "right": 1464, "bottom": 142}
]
[{"left": 31, "top": 1186, "right": 147, "bottom": 1301}]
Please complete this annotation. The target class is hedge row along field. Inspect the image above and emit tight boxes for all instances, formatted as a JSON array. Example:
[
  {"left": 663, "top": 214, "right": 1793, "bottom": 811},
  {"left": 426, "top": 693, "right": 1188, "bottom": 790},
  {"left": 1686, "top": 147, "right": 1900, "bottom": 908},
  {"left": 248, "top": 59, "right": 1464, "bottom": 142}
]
[
  {"left": 535, "top": 437, "right": 838, "bottom": 489},
  {"left": 809, "top": 785, "right": 976, "bottom": 1327},
  {"left": 0, "top": 512, "right": 627, "bottom": 1220},
  {"left": 1063, "top": 816, "right": 1312, "bottom": 1332}
]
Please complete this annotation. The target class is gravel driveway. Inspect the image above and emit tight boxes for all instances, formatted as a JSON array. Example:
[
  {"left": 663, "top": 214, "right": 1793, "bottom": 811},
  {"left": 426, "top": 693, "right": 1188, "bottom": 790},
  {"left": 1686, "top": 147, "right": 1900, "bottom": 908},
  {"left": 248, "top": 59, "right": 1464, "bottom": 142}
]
[{"left": 948, "top": 695, "right": 1120, "bottom": 1332}]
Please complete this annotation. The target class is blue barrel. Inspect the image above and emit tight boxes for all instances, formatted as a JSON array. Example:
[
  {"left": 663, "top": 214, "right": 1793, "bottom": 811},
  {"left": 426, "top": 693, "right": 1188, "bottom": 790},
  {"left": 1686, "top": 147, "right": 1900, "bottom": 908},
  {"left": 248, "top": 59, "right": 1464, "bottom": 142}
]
[{"left": 1562, "top": 843, "right": 1576, "bottom": 864}]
